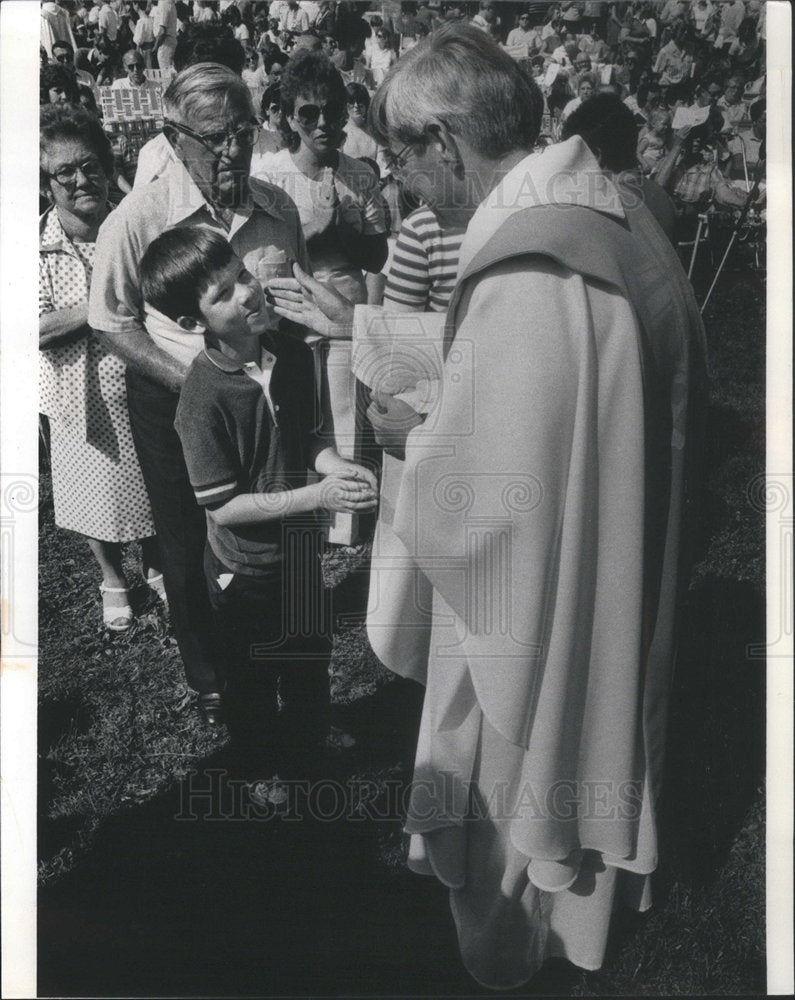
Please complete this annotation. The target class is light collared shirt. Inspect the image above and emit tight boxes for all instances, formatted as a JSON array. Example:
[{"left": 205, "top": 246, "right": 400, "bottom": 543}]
[
  {"left": 88, "top": 152, "right": 311, "bottom": 368},
  {"left": 239, "top": 347, "right": 280, "bottom": 422},
  {"left": 153, "top": 0, "right": 178, "bottom": 43},
  {"left": 98, "top": 4, "right": 120, "bottom": 40}
]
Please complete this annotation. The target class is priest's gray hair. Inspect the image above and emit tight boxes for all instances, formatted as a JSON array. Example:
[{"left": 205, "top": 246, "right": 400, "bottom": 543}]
[{"left": 369, "top": 23, "right": 543, "bottom": 159}]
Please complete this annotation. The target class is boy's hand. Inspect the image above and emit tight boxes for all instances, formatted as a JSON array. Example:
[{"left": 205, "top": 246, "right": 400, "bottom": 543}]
[
  {"left": 331, "top": 461, "right": 379, "bottom": 495},
  {"left": 269, "top": 263, "right": 355, "bottom": 339},
  {"left": 316, "top": 475, "right": 378, "bottom": 513}
]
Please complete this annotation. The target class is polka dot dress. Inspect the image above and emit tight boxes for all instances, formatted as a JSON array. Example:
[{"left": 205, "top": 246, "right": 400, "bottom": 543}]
[{"left": 39, "top": 208, "right": 155, "bottom": 543}]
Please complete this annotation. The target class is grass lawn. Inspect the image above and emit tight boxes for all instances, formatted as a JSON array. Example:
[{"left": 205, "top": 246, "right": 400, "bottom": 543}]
[{"left": 37, "top": 261, "right": 766, "bottom": 997}]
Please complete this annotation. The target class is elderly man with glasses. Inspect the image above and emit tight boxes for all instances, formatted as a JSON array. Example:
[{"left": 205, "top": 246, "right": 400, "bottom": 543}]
[
  {"left": 270, "top": 23, "right": 707, "bottom": 989},
  {"left": 88, "top": 62, "right": 311, "bottom": 726}
]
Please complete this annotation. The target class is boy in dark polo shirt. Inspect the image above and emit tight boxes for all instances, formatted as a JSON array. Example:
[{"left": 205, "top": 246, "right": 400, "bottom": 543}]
[{"left": 140, "top": 229, "right": 378, "bottom": 785}]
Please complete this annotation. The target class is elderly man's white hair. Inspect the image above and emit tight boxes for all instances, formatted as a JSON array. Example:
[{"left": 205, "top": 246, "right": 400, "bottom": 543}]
[
  {"left": 163, "top": 62, "right": 253, "bottom": 124},
  {"left": 369, "top": 23, "right": 543, "bottom": 159}
]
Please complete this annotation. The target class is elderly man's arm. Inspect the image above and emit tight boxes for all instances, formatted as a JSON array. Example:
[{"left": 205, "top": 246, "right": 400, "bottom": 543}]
[
  {"left": 87, "top": 200, "right": 189, "bottom": 392},
  {"left": 94, "top": 325, "right": 189, "bottom": 392}
]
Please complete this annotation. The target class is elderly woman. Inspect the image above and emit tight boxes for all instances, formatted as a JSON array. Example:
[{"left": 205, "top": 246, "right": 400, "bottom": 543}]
[
  {"left": 270, "top": 22, "right": 706, "bottom": 990},
  {"left": 40, "top": 105, "right": 160, "bottom": 630},
  {"left": 253, "top": 49, "right": 388, "bottom": 303}
]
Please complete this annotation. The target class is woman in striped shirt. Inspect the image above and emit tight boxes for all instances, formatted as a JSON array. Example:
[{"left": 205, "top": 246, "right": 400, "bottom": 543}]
[{"left": 382, "top": 203, "right": 465, "bottom": 312}]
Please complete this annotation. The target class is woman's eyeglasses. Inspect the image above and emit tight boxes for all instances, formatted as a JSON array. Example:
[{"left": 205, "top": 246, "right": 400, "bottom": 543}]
[
  {"left": 46, "top": 157, "right": 105, "bottom": 186},
  {"left": 165, "top": 119, "right": 260, "bottom": 153},
  {"left": 294, "top": 102, "right": 346, "bottom": 128}
]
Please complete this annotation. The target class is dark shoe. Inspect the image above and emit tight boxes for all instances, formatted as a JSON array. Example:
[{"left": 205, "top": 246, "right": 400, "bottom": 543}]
[{"left": 198, "top": 692, "right": 224, "bottom": 726}]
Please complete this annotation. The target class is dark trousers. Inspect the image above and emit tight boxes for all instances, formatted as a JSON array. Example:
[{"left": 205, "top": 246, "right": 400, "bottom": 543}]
[
  {"left": 125, "top": 370, "right": 222, "bottom": 694},
  {"left": 205, "top": 538, "right": 332, "bottom": 771}
]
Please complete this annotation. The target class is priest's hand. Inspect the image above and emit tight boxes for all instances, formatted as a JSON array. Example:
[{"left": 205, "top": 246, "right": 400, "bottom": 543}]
[
  {"left": 366, "top": 391, "right": 424, "bottom": 459},
  {"left": 268, "top": 263, "right": 355, "bottom": 339}
]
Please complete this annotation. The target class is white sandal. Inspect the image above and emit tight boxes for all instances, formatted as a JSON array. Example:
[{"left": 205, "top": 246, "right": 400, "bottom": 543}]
[{"left": 99, "top": 584, "right": 134, "bottom": 632}]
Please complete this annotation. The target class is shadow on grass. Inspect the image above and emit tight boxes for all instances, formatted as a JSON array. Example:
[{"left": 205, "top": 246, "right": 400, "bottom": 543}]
[
  {"left": 39, "top": 752, "right": 458, "bottom": 997},
  {"left": 659, "top": 577, "right": 765, "bottom": 891}
]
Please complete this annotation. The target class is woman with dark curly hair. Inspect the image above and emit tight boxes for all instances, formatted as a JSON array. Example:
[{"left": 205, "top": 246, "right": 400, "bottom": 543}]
[
  {"left": 39, "top": 105, "right": 161, "bottom": 631},
  {"left": 40, "top": 63, "right": 81, "bottom": 106},
  {"left": 254, "top": 50, "right": 388, "bottom": 543}
]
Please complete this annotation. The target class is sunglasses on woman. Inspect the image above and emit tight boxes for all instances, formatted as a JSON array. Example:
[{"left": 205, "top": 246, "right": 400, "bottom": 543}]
[{"left": 294, "top": 102, "right": 346, "bottom": 128}]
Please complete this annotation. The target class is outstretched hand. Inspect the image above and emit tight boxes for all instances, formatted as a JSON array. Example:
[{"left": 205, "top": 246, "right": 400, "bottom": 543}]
[{"left": 268, "top": 263, "right": 355, "bottom": 340}]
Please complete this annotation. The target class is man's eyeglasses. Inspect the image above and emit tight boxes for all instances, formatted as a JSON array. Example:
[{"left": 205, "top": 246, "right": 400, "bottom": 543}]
[
  {"left": 165, "top": 119, "right": 260, "bottom": 153},
  {"left": 46, "top": 157, "right": 105, "bottom": 186},
  {"left": 54, "top": 52, "right": 73, "bottom": 63},
  {"left": 294, "top": 102, "right": 346, "bottom": 128},
  {"left": 125, "top": 62, "right": 145, "bottom": 70}
]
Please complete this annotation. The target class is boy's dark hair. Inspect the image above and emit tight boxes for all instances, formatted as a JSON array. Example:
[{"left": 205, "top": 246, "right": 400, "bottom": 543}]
[{"left": 140, "top": 229, "right": 236, "bottom": 323}]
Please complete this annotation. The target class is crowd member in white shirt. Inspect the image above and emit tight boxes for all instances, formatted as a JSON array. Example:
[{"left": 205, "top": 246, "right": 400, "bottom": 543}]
[
  {"left": 223, "top": 1, "right": 251, "bottom": 41},
  {"left": 505, "top": 9, "right": 544, "bottom": 54},
  {"left": 132, "top": 1, "right": 157, "bottom": 67},
  {"left": 691, "top": 0, "right": 714, "bottom": 33},
  {"left": 97, "top": 0, "right": 120, "bottom": 41},
  {"left": 280, "top": 0, "right": 310, "bottom": 35},
  {"left": 153, "top": 0, "right": 178, "bottom": 72},
  {"left": 112, "top": 48, "right": 161, "bottom": 89}
]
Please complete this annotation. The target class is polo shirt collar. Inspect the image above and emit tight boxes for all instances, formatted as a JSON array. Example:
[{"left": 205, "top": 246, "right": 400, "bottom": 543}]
[
  {"left": 164, "top": 152, "right": 286, "bottom": 232},
  {"left": 203, "top": 333, "right": 278, "bottom": 373}
]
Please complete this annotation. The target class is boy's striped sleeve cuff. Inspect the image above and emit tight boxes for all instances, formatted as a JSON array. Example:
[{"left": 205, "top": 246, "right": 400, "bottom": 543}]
[{"left": 193, "top": 479, "right": 238, "bottom": 506}]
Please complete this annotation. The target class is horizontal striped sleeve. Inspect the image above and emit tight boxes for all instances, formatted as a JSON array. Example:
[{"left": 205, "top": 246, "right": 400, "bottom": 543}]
[
  {"left": 383, "top": 213, "right": 432, "bottom": 309},
  {"left": 384, "top": 205, "right": 465, "bottom": 313},
  {"left": 193, "top": 479, "right": 239, "bottom": 506}
]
